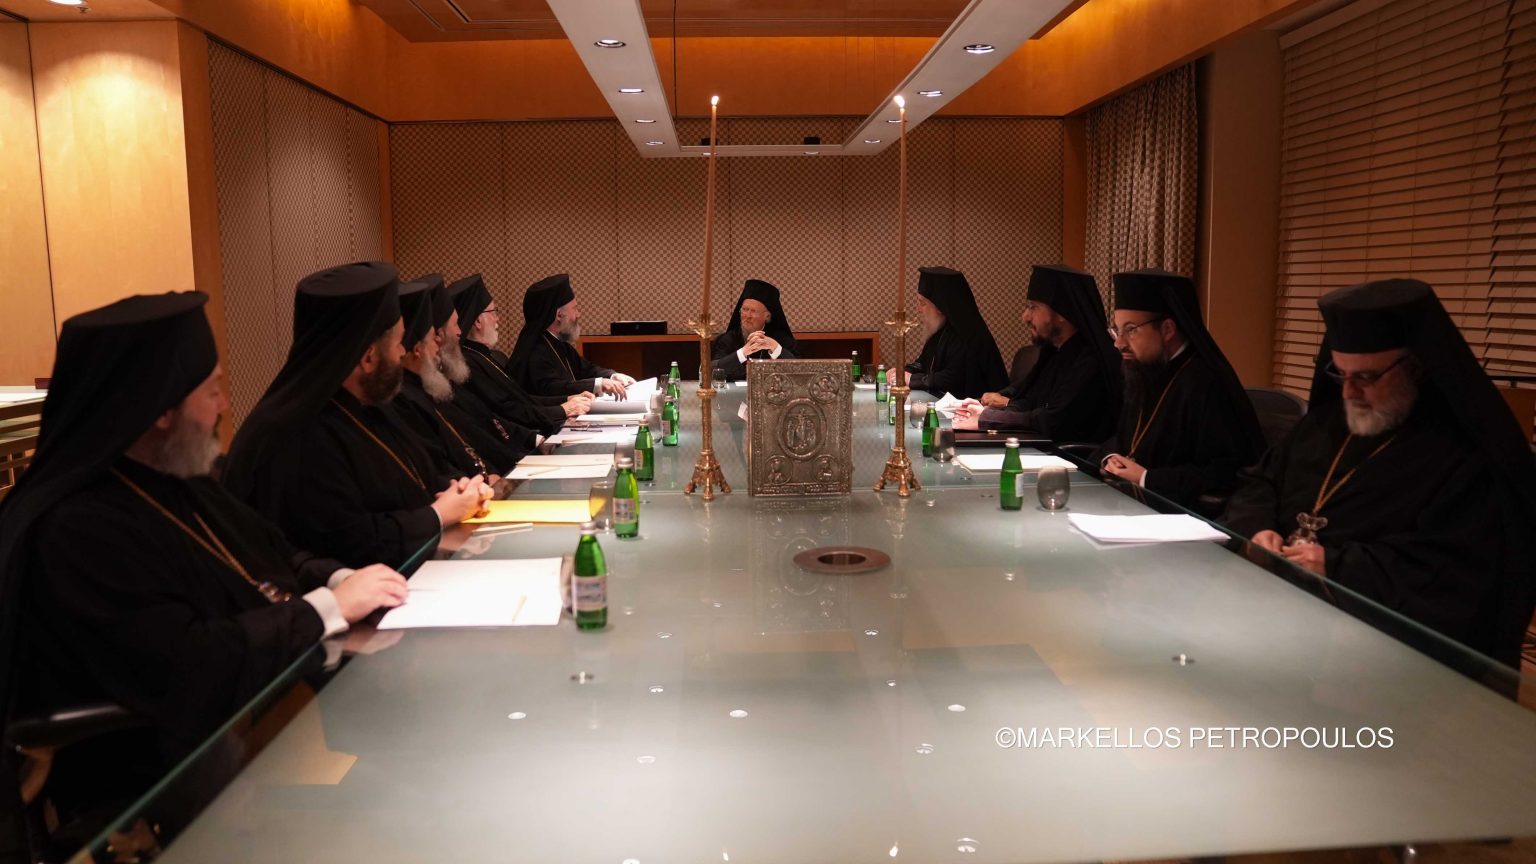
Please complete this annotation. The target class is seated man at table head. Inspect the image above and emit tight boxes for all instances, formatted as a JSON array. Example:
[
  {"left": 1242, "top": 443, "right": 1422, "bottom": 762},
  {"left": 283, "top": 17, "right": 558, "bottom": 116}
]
[
  {"left": 1093, "top": 269, "right": 1265, "bottom": 508},
  {"left": 1222, "top": 279, "right": 1536, "bottom": 667},
  {"left": 711, "top": 278, "right": 799, "bottom": 382},
  {"left": 223, "top": 262, "right": 490, "bottom": 569},
  {"left": 903, "top": 266, "right": 1009, "bottom": 400},
  {"left": 954, "top": 264, "right": 1120, "bottom": 442},
  {"left": 452, "top": 273, "right": 591, "bottom": 436},
  {"left": 0, "top": 292, "right": 409, "bottom": 814},
  {"left": 393, "top": 276, "right": 528, "bottom": 480},
  {"left": 508, "top": 273, "right": 636, "bottom": 399}
]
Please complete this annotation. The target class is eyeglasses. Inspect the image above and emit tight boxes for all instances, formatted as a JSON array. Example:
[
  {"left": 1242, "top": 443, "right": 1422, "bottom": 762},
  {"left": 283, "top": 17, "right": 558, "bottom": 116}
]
[
  {"left": 1022, "top": 302, "right": 1039, "bottom": 313},
  {"left": 482, "top": 307, "right": 500, "bottom": 317},
  {"left": 1324, "top": 354, "right": 1407, "bottom": 388},
  {"left": 1107, "top": 317, "right": 1166, "bottom": 339}
]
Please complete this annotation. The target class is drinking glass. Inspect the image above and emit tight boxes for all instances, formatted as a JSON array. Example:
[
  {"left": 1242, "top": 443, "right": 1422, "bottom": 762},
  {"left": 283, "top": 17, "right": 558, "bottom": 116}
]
[
  {"left": 909, "top": 400, "right": 929, "bottom": 429},
  {"left": 1037, "top": 467, "right": 1070, "bottom": 511},
  {"left": 588, "top": 480, "right": 613, "bottom": 530}
]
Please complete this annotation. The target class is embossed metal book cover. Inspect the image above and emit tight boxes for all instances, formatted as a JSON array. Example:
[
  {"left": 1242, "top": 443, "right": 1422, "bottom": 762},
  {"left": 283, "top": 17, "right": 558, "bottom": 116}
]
[{"left": 746, "top": 359, "right": 854, "bottom": 496}]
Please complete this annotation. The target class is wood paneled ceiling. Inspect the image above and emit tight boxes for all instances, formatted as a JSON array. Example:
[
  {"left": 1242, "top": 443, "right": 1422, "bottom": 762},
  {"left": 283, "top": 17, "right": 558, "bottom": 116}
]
[{"left": 360, "top": 0, "right": 972, "bottom": 42}]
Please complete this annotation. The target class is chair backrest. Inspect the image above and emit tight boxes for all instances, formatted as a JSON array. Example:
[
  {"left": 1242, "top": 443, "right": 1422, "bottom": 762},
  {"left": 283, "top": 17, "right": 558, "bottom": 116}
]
[
  {"left": 1246, "top": 387, "right": 1307, "bottom": 450},
  {"left": 1009, "top": 344, "right": 1041, "bottom": 384}
]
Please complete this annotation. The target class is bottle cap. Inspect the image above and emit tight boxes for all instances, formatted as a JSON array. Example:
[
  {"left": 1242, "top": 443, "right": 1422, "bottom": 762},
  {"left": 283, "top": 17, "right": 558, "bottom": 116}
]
[
  {"left": 1006, "top": 437, "right": 1020, "bottom": 447},
  {"left": 580, "top": 521, "right": 599, "bottom": 535},
  {"left": 616, "top": 456, "right": 634, "bottom": 469}
]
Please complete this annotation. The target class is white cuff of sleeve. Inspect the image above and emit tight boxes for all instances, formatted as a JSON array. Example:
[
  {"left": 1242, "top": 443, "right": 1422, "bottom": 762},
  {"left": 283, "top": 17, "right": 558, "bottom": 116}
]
[
  {"left": 736, "top": 348, "right": 748, "bottom": 363},
  {"left": 594, "top": 378, "right": 603, "bottom": 391},
  {"left": 320, "top": 638, "right": 344, "bottom": 670},
  {"left": 769, "top": 344, "right": 783, "bottom": 359},
  {"left": 327, "top": 567, "right": 355, "bottom": 590},
  {"left": 1137, "top": 470, "right": 1148, "bottom": 489},
  {"left": 535, "top": 433, "right": 546, "bottom": 447},
  {"left": 304, "top": 587, "right": 350, "bottom": 638}
]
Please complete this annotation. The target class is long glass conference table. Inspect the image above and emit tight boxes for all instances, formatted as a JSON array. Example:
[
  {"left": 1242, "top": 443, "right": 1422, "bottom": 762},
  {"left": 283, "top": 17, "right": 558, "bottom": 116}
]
[{"left": 83, "top": 384, "right": 1536, "bottom": 863}]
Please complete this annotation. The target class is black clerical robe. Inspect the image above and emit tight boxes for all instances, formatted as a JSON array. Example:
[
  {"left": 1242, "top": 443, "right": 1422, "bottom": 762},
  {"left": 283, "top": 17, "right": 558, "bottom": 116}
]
[
  {"left": 395, "top": 372, "right": 528, "bottom": 477},
  {"left": 905, "top": 325, "right": 1008, "bottom": 400},
  {"left": 22, "top": 458, "right": 335, "bottom": 767},
  {"left": 1092, "top": 350, "right": 1260, "bottom": 508},
  {"left": 710, "top": 330, "right": 798, "bottom": 382},
  {"left": 977, "top": 334, "right": 1117, "bottom": 442},
  {"left": 460, "top": 339, "right": 567, "bottom": 436},
  {"left": 1222, "top": 402, "right": 1516, "bottom": 663},
  {"left": 242, "top": 390, "right": 440, "bottom": 569},
  {"left": 517, "top": 331, "right": 614, "bottom": 397}
]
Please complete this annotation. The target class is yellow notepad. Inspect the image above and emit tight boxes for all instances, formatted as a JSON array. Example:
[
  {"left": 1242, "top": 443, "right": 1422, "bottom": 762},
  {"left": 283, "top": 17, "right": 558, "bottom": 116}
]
[{"left": 465, "top": 499, "right": 593, "bottom": 524}]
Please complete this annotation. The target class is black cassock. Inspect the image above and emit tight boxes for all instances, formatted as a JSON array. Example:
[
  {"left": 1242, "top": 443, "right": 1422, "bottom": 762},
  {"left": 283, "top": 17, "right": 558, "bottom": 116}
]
[
  {"left": 518, "top": 331, "right": 614, "bottom": 397},
  {"left": 977, "top": 333, "right": 1118, "bottom": 442},
  {"left": 710, "top": 330, "right": 798, "bottom": 382},
  {"left": 244, "top": 390, "right": 440, "bottom": 569},
  {"left": 1222, "top": 401, "right": 1513, "bottom": 663},
  {"left": 395, "top": 371, "right": 529, "bottom": 477},
  {"left": 460, "top": 339, "right": 567, "bottom": 437},
  {"left": 1092, "top": 350, "right": 1260, "bottom": 508},
  {"left": 22, "top": 458, "right": 333, "bottom": 774},
  {"left": 906, "top": 325, "right": 1008, "bottom": 400}
]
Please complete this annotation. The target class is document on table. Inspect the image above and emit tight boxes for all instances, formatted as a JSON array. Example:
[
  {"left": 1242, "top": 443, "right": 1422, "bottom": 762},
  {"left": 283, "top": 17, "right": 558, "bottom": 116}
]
[
  {"left": 509, "top": 453, "right": 615, "bottom": 480},
  {"left": 1066, "top": 513, "right": 1229, "bottom": 544},
  {"left": 587, "top": 400, "right": 650, "bottom": 414},
  {"left": 378, "top": 558, "right": 564, "bottom": 629},
  {"left": 853, "top": 383, "right": 876, "bottom": 390},
  {"left": 621, "top": 377, "right": 658, "bottom": 400},
  {"left": 566, "top": 413, "right": 647, "bottom": 426},
  {"left": 0, "top": 390, "right": 46, "bottom": 404},
  {"left": 546, "top": 428, "right": 639, "bottom": 445},
  {"left": 465, "top": 499, "right": 594, "bottom": 524},
  {"left": 931, "top": 392, "right": 965, "bottom": 417},
  {"left": 956, "top": 453, "right": 1076, "bottom": 472}
]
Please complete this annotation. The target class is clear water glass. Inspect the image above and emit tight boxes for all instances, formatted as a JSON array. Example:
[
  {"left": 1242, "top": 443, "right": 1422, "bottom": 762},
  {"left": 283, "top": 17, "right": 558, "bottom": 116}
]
[
  {"left": 589, "top": 480, "right": 613, "bottom": 530},
  {"left": 1037, "top": 467, "right": 1070, "bottom": 511}
]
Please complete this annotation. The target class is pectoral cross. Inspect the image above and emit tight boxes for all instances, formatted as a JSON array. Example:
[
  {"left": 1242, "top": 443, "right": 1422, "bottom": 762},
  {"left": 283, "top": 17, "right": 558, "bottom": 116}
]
[{"left": 1287, "top": 512, "right": 1328, "bottom": 546}]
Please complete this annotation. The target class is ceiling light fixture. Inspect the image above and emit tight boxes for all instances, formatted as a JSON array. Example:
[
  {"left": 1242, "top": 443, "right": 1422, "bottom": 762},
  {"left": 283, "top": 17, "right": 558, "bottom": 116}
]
[
  {"left": 887, "top": 119, "right": 902, "bottom": 124},
  {"left": 964, "top": 43, "right": 995, "bottom": 54},
  {"left": 865, "top": 139, "right": 881, "bottom": 144},
  {"left": 645, "top": 140, "right": 664, "bottom": 146},
  {"left": 47, "top": 0, "right": 86, "bottom": 5},
  {"left": 594, "top": 39, "right": 625, "bottom": 48},
  {"left": 618, "top": 87, "right": 644, "bottom": 94},
  {"left": 634, "top": 118, "right": 657, "bottom": 123},
  {"left": 919, "top": 89, "right": 943, "bottom": 97}
]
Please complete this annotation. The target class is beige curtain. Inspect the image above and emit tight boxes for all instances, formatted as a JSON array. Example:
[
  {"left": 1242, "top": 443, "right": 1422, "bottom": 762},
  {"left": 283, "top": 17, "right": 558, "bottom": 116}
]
[{"left": 1083, "top": 63, "right": 1199, "bottom": 309}]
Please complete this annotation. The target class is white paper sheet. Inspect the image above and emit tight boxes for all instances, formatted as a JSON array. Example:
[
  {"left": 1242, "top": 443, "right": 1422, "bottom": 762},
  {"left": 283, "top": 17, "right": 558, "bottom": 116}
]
[
  {"left": 0, "top": 390, "right": 46, "bottom": 404},
  {"left": 1065, "top": 513, "right": 1228, "bottom": 544},
  {"left": 567, "top": 413, "right": 647, "bottom": 426},
  {"left": 546, "top": 428, "right": 642, "bottom": 445},
  {"left": 621, "top": 377, "right": 658, "bottom": 400},
  {"left": 956, "top": 453, "right": 1075, "bottom": 472},
  {"left": 519, "top": 454, "right": 615, "bottom": 466},
  {"left": 510, "top": 453, "right": 615, "bottom": 480},
  {"left": 587, "top": 400, "right": 651, "bottom": 414},
  {"left": 378, "top": 558, "right": 564, "bottom": 629},
  {"left": 853, "top": 383, "right": 876, "bottom": 390}
]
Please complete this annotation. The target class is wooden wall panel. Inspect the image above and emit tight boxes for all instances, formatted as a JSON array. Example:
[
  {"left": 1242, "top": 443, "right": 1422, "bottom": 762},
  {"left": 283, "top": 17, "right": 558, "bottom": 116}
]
[{"left": 0, "top": 20, "right": 55, "bottom": 385}]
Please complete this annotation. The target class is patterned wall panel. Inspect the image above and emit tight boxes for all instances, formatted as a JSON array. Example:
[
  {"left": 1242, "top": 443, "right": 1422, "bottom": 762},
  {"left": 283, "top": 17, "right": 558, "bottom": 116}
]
[
  {"left": 955, "top": 119, "right": 1064, "bottom": 371},
  {"left": 390, "top": 116, "right": 1064, "bottom": 378},
  {"left": 208, "top": 42, "right": 385, "bottom": 426}
]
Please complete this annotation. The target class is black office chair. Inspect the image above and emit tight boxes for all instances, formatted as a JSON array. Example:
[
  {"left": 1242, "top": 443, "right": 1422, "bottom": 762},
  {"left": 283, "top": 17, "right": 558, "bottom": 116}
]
[{"left": 1246, "top": 387, "right": 1307, "bottom": 450}]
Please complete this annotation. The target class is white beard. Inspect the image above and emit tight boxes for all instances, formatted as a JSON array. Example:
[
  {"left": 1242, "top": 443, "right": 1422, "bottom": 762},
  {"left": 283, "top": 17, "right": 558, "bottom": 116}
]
[
  {"left": 420, "top": 356, "right": 454, "bottom": 403},
  {"left": 439, "top": 335, "right": 471, "bottom": 384},
  {"left": 149, "top": 414, "right": 222, "bottom": 478}
]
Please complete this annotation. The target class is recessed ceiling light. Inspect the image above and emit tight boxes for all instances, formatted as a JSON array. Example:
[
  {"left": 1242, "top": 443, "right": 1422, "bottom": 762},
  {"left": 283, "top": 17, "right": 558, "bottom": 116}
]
[
  {"left": 964, "top": 43, "right": 995, "bottom": 54},
  {"left": 645, "top": 140, "right": 664, "bottom": 146},
  {"left": 864, "top": 139, "right": 881, "bottom": 144},
  {"left": 886, "top": 119, "right": 902, "bottom": 124},
  {"left": 634, "top": 119, "right": 656, "bottom": 124},
  {"left": 47, "top": 0, "right": 86, "bottom": 5},
  {"left": 595, "top": 39, "right": 625, "bottom": 48},
  {"left": 805, "top": 151, "right": 819, "bottom": 156},
  {"left": 919, "top": 89, "right": 943, "bottom": 97},
  {"left": 618, "top": 87, "right": 644, "bottom": 94}
]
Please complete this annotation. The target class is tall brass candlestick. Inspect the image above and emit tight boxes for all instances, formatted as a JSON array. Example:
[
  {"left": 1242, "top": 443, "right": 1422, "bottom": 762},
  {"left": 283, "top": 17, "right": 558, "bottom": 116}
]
[
  {"left": 875, "top": 95, "right": 920, "bottom": 497},
  {"left": 686, "top": 95, "right": 731, "bottom": 500}
]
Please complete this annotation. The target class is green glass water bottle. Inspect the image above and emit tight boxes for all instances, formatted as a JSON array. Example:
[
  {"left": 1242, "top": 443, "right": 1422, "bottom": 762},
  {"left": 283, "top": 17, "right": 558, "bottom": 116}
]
[
  {"left": 850, "top": 350, "right": 862, "bottom": 381},
  {"left": 888, "top": 390, "right": 897, "bottom": 424},
  {"left": 875, "top": 364, "right": 888, "bottom": 402},
  {"left": 634, "top": 424, "right": 655, "bottom": 481},
  {"left": 668, "top": 360, "right": 681, "bottom": 384},
  {"left": 921, "top": 405, "right": 939, "bottom": 458},
  {"left": 662, "top": 397, "right": 680, "bottom": 446},
  {"left": 613, "top": 457, "right": 639, "bottom": 538},
  {"left": 666, "top": 379, "right": 681, "bottom": 401},
  {"left": 999, "top": 437, "right": 1024, "bottom": 511},
  {"left": 573, "top": 521, "right": 608, "bottom": 630}
]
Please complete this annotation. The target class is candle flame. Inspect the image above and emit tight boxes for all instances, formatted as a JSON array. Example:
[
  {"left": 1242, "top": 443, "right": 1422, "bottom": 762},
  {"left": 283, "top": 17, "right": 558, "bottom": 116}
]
[
  {"left": 894, "top": 94, "right": 906, "bottom": 109},
  {"left": 710, "top": 95, "right": 720, "bottom": 107}
]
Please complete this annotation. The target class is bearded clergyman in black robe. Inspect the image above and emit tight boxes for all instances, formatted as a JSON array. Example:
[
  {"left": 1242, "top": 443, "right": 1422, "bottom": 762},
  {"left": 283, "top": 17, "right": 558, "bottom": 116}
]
[
  {"left": 902, "top": 266, "right": 1009, "bottom": 400},
  {"left": 0, "top": 293, "right": 409, "bottom": 844},
  {"left": 223, "top": 262, "right": 491, "bottom": 569},
  {"left": 710, "top": 279, "right": 799, "bottom": 382},
  {"left": 452, "top": 273, "right": 591, "bottom": 438},
  {"left": 1223, "top": 279, "right": 1536, "bottom": 667},
  {"left": 508, "top": 273, "right": 636, "bottom": 399},
  {"left": 392, "top": 276, "right": 526, "bottom": 479},
  {"left": 1092, "top": 269, "right": 1265, "bottom": 509},
  {"left": 954, "top": 264, "right": 1120, "bottom": 442}
]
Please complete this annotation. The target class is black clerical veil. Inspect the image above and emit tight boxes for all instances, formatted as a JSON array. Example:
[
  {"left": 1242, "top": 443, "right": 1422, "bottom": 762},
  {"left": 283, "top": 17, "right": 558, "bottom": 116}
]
[
  {"left": 451, "top": 273, "right": 493, "bottom": 329},
  {"left": 1022, "top": 264, "right": 1121, "bottom": 396},
  {"left": 223, "top": 261, "right": 402, "bottom": 501},
  {"left": 398, "top": 278, "right": 435, "bottom": 350},
  {"left": 416, "top": 273, "right": 452, "bottom": 329},
  {"left": 506, "top": 273, "right": 575, "bottom": 376},
  {"left": 725, "top": 279, "right": 798, "bottom": 353},
  {"left": 0, "top": 293, "right": 217, "bottom": 856},
  {"left": 912, "top": 267, "right": 1009, "bottom": 395},
  {"left": 1112, "top": 269, "right": 1264, "bottom": 457}
]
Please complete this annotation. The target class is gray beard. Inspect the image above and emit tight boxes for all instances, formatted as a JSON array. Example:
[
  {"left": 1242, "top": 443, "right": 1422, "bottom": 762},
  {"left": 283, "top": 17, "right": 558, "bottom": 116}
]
[
  {"left": 558, "top": 323, "right": 581, "bottom": 344},
  {"left": 147, "top": 415, "right": 222, "bottom": 479},
  {"left": 1344, "top": 379, "right": 1417, "bottom": 436},
  {"left": 420, "top": 356, "right": 454, "bottom": 403},
  {"left": 439, "top": 336, "right": 471, "bottom": 384}
]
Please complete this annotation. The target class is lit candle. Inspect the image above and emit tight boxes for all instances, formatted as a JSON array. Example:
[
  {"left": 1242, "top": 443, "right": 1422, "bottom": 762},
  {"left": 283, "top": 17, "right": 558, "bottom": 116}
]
[
  {"left": 702, "top": 95, "right": 719, "bottom": 324},
  {"left": 895, "top": 95, "right": 907, "bottom": 322}
]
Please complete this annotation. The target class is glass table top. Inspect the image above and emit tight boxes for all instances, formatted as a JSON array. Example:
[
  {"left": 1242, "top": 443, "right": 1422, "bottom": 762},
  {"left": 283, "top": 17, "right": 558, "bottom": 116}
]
[{"left": 107, "top": 384, "right": 1536, "bottom": 864}]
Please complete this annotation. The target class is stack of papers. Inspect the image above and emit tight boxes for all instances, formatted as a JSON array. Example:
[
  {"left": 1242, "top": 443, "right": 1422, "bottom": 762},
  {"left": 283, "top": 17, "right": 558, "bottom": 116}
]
[
  {"left": 378, "top": 558, "right": 564, "bottom": 629},
  {"left": 931, "top": 392, "right": 965, "bottom": 417},
  {"left": 1065, "top": 514, "right": 1228, "bottom": 544},
  {"left": 956, "top": 453, "right": 1076, "bottom": 472},
  {"left": 510, "top": 453, "right": 615, "bottom": 480},
  {"left": 545, "top": 428, "right": 639, "bottom": 445},
  {"left": 622, "top": 377, "right": 658, "bottom": 400},
  {"left": 466, "top": 499, "right": 594, "bottom": 524}
]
